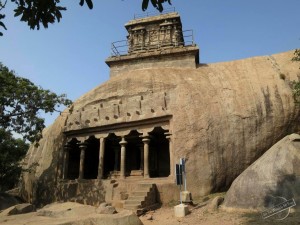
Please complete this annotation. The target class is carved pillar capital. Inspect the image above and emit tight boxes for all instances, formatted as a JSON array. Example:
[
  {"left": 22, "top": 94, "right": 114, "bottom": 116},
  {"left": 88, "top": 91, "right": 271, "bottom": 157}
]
[
  {"left": 165, "top": 132, "right": 172, "bottom": 140},
  {"left": 64, "top": 143, "right": 72, "bottom": 151},
  {"left": 78, "top": 142, "right": 88, "bottom": 149},
  {"left": 142, "top": 136, "right": 151, "bottom": 143},
  {"left": 119, "top": 137, "right": 128, "bottom": 146}
]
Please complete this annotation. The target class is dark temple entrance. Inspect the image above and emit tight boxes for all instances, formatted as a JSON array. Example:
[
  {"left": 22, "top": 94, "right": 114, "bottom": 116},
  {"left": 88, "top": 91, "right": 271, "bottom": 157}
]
[
  {"left": 84, "top": 136, "right": 99, "bottom": 179},
  {"left": 67, "top": 138, "right": 80, "bottom": 179},
  {"left": 125, "top": 130, "right": 143, "bottom": 176},
  {"left": 103, "top": 133, "right": 120, "bottom": 178},
  {"left": 149, "top": 127, "right": 170, "bottom": 178}
]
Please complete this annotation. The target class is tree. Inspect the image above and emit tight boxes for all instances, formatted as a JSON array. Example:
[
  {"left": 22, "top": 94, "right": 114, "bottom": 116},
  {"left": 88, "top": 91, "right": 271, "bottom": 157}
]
[
  {"left": 0, "top": 128, "right": 28, "bottom": 192},
  {"left": 0, "top": 63, "right": 72, "bottom": 143},
  {"left": 0, "top": 63, "right": 71, "bottom": 191},
  {"left": 0, "top": 0, "right": 172, "bottom": 36}
]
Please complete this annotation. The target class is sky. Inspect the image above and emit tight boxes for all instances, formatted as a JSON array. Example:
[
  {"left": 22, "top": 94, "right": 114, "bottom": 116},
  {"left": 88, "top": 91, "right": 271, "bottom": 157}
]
[{"left": 0, "top": 0, "right": 299, "bottom": 126}]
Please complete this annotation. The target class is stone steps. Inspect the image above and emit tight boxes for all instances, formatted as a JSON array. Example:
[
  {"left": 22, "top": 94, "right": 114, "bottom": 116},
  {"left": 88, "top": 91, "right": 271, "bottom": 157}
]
[
  {"left": 131, "top": 191, "right": 149, "bottom": 196},
  {"left": 123, "top": 183, "right": 158, "bottom": 215},
  {"left": 126, "top": 196, "right": 146, "bottom": 201},
  {"left": 123, "top": 204, "right": 141, "bottom": 210}
]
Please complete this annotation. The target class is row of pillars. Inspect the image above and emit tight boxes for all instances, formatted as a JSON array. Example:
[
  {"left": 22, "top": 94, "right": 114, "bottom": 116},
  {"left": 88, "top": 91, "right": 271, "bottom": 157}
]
[{"left": 62, "top": 133, "right": 173, "bottom": 180}]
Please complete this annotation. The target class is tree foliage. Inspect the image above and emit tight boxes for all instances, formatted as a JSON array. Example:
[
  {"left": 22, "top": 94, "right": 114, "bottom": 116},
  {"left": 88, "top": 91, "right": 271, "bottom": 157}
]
[
  {"left": 0, "top": 63, "right": 72, "bottom": 143},
  {"left": 291, "top": 49, "right": 300, "bottom": 102},
  {"left": 0, "top": 0, "right": 171, "bottom": 36},
  {"left": 292, "top": 49, "right": 300, "bottom": 62},
  {"left": 0, "top": 128, "right": 28, "bottom": 192},
  {"left": 142, "top": 0, "right": 171, "bottom": 12}
]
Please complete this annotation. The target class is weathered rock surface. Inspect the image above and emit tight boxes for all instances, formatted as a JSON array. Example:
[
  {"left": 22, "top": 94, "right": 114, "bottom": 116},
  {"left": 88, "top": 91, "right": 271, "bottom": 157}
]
[
  {"left": 0, "top": 203, "right": 36, "bottom": 216},
  {"left": 96, "top": 202, "right": 117, "bottom": 214},
  {"left": 19, "top": 51, "right": 300, "bottom": 206},
  {"left": 0, "top": 193, "right": 23, "bottom": 211},
  {"left": 207, "top": 196, "right": 224, "bottom": 212},
  {"left": 223, "top": 133, "right": 300, "bottom": 210},
  {"left": 0, "top": 202, "right": 142, "bottom": 225}
]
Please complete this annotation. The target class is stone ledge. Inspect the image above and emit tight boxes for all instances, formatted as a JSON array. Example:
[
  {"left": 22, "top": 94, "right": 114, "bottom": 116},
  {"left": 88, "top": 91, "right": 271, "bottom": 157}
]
[
  {"left": 106, "top": 45, "right": 199, "bottom": 65},
  {"left": 106, "top": 45, "right": 199, "bottom": 78},
  {"left": 125, "top": 12, "right": 180, "bottom": 27}
]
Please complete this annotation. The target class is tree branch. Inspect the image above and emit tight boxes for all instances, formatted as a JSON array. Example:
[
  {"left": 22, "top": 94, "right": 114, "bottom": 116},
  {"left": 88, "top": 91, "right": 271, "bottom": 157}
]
[{"left": 0, "top": 0, "right": 8, "bottom": 11}]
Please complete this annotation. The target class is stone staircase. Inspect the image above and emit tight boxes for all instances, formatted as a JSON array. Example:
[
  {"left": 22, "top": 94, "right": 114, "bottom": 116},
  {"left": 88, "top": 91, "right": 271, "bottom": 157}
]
[{"left": 123, "top": 183, "right": 159, "bottom": 215}]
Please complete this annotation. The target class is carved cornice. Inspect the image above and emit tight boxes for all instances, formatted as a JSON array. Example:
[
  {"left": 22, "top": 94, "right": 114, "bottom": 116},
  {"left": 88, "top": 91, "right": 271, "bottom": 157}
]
[{"left": 64, "top": 115, "right": 172, "bottom": 139}]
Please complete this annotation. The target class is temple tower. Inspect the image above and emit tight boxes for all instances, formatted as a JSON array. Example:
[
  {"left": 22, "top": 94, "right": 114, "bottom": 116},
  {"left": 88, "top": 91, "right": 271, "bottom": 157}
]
[{"left": 106, "top": 12, "right": 199, "bottom": 77}]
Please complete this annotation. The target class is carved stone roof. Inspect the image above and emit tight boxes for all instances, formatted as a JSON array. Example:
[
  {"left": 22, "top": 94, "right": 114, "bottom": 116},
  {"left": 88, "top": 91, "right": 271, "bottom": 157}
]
[
  {"left": 125, "top": 12, "right": 181, "bottom": 28},
  {"left": 106, "top": 12, "right": 199, "bottom": 77}
]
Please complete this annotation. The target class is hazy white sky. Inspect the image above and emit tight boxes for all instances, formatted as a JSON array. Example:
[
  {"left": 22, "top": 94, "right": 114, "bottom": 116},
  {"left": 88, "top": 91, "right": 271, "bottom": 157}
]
[{"left": 0, "top": 0, "right": 299, "bottom": 126}]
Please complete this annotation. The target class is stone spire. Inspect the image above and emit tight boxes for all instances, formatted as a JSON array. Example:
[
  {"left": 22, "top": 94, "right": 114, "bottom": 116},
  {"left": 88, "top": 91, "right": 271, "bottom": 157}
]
[{"left": 105, "top": 12, "right": 199, "bottom": 77}]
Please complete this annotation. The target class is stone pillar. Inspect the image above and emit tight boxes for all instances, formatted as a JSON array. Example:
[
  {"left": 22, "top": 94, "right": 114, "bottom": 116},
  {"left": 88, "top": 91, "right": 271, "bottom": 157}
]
[
  {"left": 62, "top": 144, "right": 71, "bottom": 179},
  {"left": 165, "top": 132, "right": 173, "bottom": 178},
  {"left": 119, "top": 137, "right": 127, "bottom": 179},
  {"left": 78, "top": 142, "right": 87, "bottom": 179},
  {"left": 97, "top": 137, "right": 105, "bottom": 179},
  {"left": 142, "top": 136, "right": 150, "bottom": 178}
]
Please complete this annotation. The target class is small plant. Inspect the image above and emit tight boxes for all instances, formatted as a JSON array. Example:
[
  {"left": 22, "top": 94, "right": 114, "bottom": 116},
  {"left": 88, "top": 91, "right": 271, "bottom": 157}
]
[
  {"left": 290, "top": 80, "right": 300, "bottom": 103},
  {"left": 292, "top": 49, "right": 300, "bottom": 62},
  {"left": 292, "top": 49, "right": 300, "bottom": 69}
]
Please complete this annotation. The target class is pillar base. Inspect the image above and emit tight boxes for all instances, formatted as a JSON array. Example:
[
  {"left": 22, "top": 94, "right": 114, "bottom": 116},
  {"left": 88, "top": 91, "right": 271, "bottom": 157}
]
[
  {"left": 174, "top": 204, "right": 189, "bottom": 218},
  {"left": 181, "top": 191, "right": 192, "bottom": 203}
]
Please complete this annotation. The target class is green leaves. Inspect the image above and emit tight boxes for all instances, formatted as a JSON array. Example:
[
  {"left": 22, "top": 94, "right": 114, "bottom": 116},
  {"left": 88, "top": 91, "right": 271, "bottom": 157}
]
[
  {"left": 10, "top": 0, "right": 93, "bottom": 31},
  {"left": 0, "top": 18, "right": 6, "bottom": 36},
  {"left": 290, "top": 48, "right": 300, "bottom": 102},
  {"left": 0, "top": 63, "right": 72, "bottom": 143},
  {"left": 142, "top": 0, "right": 149, "bottom": 11},
  {"left": 292, "top": 49, "right": 300, "bottom": 62},
  {"left": 0, "top": 129, "right": 29, "bottom": 192},
  {"left": 79, "top": 0, "right": 93, "bottom": 9},
  {"left": 291, "top": 80, "right": 300, "bottom": 103},
  {"left": 0, "top": 1, "right": 7, "bottom": 36},
  {"left": 0, "top": 0, "right": 171, "bottom": 36},
  {"left": 12, "top": 0, "right": 67, "bottom": 30},
  {"left": 142, "top": 0, "right": 172, "bottom": 12}
]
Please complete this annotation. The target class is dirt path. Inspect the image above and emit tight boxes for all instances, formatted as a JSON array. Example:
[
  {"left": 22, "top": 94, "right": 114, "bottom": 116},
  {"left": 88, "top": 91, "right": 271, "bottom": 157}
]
[{"left": 139, "top": 205, "right": 300, "bottom": 225}]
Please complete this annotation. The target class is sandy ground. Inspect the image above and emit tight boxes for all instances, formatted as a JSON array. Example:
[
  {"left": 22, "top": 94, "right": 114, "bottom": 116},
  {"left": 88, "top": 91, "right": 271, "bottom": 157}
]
[
  {"left": 1, "top": 197, "right": 299, "bottom": 225},
  {"left": 139, "top": 204, "right": 300, "bottom": 225}
]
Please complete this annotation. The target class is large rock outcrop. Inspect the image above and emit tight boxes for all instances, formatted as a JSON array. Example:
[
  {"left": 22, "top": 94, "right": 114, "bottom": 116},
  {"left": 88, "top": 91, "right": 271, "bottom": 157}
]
[
  {"left": 20, "top": 51, "right": 300, "bottom": 206},
  {"left": 223, "top": 133, "right": 300, "bottom": 210},
  {"left": 0, "top": 202, "right": 143, "bottom": 225}
]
